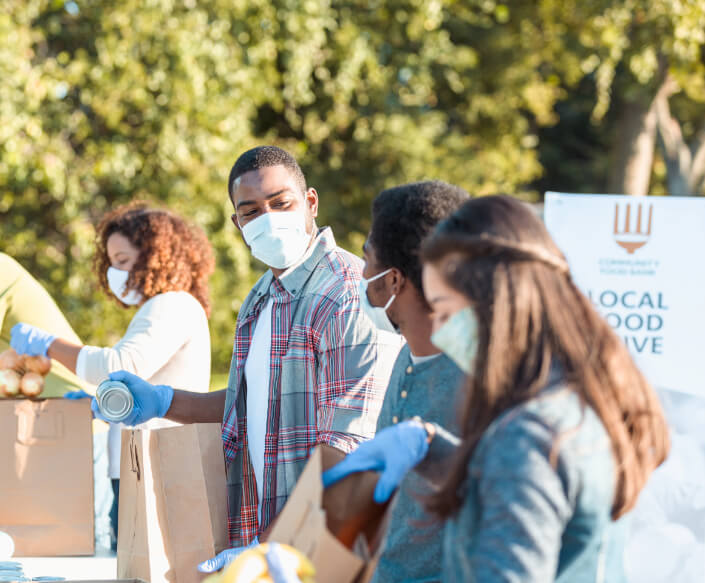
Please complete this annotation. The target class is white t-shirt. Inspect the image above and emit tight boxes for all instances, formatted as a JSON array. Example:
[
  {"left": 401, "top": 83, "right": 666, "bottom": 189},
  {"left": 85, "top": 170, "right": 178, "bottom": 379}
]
[
  {"left": 409, "top": 352, "right": 442, "bottom": 365},
  {"left": 76, "top": 291, "right": 211, "bottom": 478},
  {"left": 244, "top": 296, "right": 274, "bottom": 522}
]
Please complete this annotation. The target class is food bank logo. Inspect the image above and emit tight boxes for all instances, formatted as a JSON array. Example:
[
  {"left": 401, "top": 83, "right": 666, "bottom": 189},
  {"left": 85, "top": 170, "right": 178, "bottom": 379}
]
[{"left": 613, "top": 203, "right": 653, "bottom": 254}]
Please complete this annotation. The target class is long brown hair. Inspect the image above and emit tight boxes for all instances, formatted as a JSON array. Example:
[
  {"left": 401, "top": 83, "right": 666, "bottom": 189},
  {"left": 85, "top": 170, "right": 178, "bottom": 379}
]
[
  {"left": 421, "top": 195, "right": 669, "bottom": 520},
  {"left": 94, "top": 202, "right": 215, "bottom": 316}
]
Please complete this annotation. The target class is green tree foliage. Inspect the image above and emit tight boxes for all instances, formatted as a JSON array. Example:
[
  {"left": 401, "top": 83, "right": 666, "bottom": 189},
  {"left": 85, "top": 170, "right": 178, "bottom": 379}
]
[
  {"left": 1, "top": 0, "right": 704, "bottom": 374},
  {"left": 534, "top": 0, "right": 705, "bottom": 196}
]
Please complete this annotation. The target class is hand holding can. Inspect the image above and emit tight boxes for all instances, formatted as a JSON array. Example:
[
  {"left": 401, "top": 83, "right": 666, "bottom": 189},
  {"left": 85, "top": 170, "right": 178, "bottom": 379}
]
[{"left": 91, "top": 371, "right": 174, "bottom": 425}]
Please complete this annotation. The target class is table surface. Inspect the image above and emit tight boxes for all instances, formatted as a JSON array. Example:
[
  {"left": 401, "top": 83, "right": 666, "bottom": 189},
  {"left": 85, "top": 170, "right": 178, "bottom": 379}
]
[{"left": 12, "top": 550, "right": 117, "bottom": 581}]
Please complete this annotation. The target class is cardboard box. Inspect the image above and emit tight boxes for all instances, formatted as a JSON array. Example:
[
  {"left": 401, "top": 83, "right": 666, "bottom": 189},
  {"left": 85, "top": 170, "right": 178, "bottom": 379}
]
[
  {"left": 267, "top": 445, "right": 390, "bottom": 583},
  {"left": 0, "top": 398, "right": 94, "bottom": 556}
]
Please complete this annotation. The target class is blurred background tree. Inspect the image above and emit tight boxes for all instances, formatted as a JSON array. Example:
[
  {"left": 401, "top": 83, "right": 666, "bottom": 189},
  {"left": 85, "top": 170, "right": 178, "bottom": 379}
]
[{"left": 1, "top": 0, "right": 704, "bottom": 378}]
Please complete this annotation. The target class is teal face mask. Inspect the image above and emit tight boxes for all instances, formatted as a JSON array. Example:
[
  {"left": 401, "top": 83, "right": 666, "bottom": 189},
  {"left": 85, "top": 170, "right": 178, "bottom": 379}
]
[{"left": 430, "top": 306, "right": 478, "bottom": 374}]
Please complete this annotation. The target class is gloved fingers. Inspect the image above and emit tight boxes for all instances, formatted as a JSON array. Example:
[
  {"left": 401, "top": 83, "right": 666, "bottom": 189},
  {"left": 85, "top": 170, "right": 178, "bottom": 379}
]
[
  {"left": 397, "top": 421, "right": 430, "bottom": 461},
  {"left": 197, "top": 540, "right": 256, "bottom": 573},
  {"left": 197, "top": 548, "right": 231, "bottom": 573},
  {"left": 91, "top": 397, "right": 110, "bottom": 423},
  {"left": 64, "top": 390, "right": 91, "bottom": 399},
  {"left": 108, "top": 370, "right": 143, "bottom": 387},
  {"left": 266, "top": 543, "right": 303, "bottom": 583},
  {"left": 9, "top": 323, "right": 54, "bottom": 356},
  {"left": 373, "top": 467, "right": 407, "bottom": 504},
  {"left": 196, "top": 553, "right": 222, "bottom": 573},
  {"left": 10, "top": 322, "right": 29, "bottom": 340},
  {"left": 322, "top": 453, "right": 380, "bottom": 488},
  {"left": 9, "top": 324, "right": 28, "bottom": 353},
  {"left": 120, "top": 404, "right": 145, "bottom": 427}
]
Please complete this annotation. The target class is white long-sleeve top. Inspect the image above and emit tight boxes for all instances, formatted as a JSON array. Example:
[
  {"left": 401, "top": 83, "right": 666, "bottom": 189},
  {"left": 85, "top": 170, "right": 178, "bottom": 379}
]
[{"left": 76, "top": 291, "right": 211, "bottom": 478}]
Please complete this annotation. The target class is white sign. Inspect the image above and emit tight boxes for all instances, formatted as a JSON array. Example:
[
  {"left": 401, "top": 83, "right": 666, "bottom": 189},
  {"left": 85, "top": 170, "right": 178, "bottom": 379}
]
[{"left": 544, "top": 192, "right": 705, "bottom": 397}]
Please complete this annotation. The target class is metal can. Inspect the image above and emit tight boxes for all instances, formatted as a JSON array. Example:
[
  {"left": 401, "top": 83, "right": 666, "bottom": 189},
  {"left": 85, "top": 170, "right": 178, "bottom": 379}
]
[{"left": 96, "top": 379, "right": 134, "bottom": 422}]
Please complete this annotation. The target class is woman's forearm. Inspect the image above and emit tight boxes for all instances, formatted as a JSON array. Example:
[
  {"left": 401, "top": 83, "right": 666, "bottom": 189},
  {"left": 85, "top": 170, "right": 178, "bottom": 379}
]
[{"left": 47, "top": 338, "right": 83, "bottom": 374}]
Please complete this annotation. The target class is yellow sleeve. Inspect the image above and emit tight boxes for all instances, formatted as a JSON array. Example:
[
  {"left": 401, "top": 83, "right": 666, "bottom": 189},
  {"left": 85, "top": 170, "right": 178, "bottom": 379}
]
[{"left": 0, "top": 253, "right": 90, "bottom": 397}]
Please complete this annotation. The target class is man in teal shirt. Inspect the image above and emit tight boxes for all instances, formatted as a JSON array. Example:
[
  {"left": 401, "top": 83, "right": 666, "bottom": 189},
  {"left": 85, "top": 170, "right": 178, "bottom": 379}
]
[{"left": 359, "top": 181, "right": 468, "bottom": 582}]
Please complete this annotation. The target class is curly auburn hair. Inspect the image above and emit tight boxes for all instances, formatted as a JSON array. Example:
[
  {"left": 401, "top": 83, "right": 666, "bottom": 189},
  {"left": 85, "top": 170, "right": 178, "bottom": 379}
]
[{"left": 93, "top": 202, "right": 215, "bottom": 316}]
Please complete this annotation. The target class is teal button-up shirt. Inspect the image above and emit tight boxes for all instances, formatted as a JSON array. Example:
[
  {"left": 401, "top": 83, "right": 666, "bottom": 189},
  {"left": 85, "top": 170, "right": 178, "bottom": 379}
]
[{"left": 372, "top": 345, "right": 464, "bottom": 583}]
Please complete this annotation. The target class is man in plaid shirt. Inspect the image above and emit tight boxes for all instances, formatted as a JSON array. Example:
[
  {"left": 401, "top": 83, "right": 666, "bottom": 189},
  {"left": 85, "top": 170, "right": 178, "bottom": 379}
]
[
  {"left": 96, "top": 146, "right": 402, "bottom": 572},
  {"left": 220, "top": 146, "right": 402, "bottom": 553}
]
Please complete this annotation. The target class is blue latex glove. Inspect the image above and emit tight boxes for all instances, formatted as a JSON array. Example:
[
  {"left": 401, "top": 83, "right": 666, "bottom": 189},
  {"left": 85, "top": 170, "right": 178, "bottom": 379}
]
[
  {"left": 197, "top": 537, "right": 259, "bottom": 573},
  {"left": 10, "top": 323, "right": 56, "bottom": 357},
  {"left": 322, "top": 419, "right": 429, "bottom": 503},
  {"left": 90, "top": 370, "right": 174, "bottom": 426},
  {"left": 64, "top": 390, "right": 92, "bottom": 399},
  {"left": 266, "top": 542, "right": 302, "bottom": 583}
]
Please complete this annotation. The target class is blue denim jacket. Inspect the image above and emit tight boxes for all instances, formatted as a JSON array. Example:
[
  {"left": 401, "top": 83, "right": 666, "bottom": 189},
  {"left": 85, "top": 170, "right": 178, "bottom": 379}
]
[{"left": 418, "top": 381, "right": 627, "bottom": 582}]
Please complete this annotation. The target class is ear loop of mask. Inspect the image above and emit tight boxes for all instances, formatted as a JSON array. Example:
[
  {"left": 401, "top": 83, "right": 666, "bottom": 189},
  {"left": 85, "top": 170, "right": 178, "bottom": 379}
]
[
  {"left": 359, "top": 268, "right": 400, "bottom": 333},
  {"left": 369, "top": 269, "right": 398, "bottom": 305}
]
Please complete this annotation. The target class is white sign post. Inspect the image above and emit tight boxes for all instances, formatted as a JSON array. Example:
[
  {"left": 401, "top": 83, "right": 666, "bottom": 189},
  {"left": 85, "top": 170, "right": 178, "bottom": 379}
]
[{"left": 544, "top": 192, "right": 705, "bottom": 398}]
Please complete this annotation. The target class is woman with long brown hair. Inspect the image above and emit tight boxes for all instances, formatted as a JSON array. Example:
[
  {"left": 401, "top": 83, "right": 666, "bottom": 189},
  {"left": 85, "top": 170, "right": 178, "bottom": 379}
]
[{"left": 324, "top": 195, "right": 669, "bottom": 581}]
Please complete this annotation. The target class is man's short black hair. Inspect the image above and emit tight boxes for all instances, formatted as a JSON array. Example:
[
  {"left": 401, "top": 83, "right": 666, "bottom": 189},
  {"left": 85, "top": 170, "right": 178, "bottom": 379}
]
[
  {"left": 369, "top": 180, "right": 469, "bottom": 293},
  {"left": 228, "top": 146, "right": 307, "bottom": 197}
]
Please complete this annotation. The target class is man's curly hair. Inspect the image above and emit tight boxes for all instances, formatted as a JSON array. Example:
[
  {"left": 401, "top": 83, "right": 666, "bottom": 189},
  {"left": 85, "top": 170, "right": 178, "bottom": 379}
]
[
  {"left": 93, "top": 202, "right": 215, "bottom": 316},
  {"left": 369, "top": 181, "right": 469, "bottom": 294}
]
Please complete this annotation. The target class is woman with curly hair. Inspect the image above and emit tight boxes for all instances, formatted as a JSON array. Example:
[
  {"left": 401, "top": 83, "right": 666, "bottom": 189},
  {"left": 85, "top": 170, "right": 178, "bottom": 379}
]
[
  {"left": 324, "top": 195, "right": 669, "bottom": 582},
  {"left": 11, "top": 202, "right": 215, "bottom": 547}
]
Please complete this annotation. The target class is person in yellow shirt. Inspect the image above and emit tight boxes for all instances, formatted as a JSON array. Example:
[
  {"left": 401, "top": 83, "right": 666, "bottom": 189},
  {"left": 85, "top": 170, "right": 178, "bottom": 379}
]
[
  {"left": 0, "top": 252, "right": 86, "bottom": 396},
  {"left": 0, "top": 252, "right": 115, "bottom": 551}
]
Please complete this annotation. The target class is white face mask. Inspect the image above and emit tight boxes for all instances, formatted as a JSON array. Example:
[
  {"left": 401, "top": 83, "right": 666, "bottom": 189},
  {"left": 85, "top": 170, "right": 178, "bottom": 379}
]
[
  {"left": 359, "top": 268, "right": 398, "bottom": 334},
  {"left": 107, "top": 267, "right": 143, "bottom": 306},
  {"left": 240, "top": 211, "right": 311, "bottom": 270}
]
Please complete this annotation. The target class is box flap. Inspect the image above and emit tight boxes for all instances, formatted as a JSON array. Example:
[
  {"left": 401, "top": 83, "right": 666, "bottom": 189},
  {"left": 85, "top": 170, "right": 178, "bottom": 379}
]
[
  {"left": 267, "top": 447, "right": 364, "bottom": 583},
  {"left": 267, "top": 447, "right": 323, "bottom": 543}
]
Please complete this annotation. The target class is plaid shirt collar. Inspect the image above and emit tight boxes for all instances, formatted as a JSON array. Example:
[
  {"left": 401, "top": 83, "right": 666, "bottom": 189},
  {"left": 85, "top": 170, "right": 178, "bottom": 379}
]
[{"left": 238, "top": 226, "right": 337, "bottom": 326}]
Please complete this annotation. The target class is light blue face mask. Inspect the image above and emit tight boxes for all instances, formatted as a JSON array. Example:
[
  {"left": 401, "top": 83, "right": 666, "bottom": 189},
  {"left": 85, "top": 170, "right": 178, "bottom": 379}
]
[
  {"left": 359, "top": 268, "right": 397, "bottom": 334},
  {"left": 430, "top": 306, "right": 478, "bottom": 374}
]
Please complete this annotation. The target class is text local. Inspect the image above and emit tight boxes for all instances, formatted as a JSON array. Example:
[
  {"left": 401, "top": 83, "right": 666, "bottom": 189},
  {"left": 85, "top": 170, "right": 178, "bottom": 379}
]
[{"left": 588, "top": 291, "right": 667, "bottom": 355}]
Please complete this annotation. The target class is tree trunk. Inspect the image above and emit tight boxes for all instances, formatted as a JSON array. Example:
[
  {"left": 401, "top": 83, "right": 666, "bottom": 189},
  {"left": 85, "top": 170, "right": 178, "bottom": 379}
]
[
  {"left": 690, "top": 128, "right": 705, "bottom": 195},
  {"left": 655, "top": 77, "right": 705, "bottom": 196},
  {"left": 608, "top": 97, "right": 658, "bottom": 196}
]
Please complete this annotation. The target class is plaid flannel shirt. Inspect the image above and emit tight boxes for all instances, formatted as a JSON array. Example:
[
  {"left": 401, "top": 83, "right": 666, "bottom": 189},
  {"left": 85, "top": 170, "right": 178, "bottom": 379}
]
[{"left": 222, "top": 227, "right": 403, "bottom": 546}]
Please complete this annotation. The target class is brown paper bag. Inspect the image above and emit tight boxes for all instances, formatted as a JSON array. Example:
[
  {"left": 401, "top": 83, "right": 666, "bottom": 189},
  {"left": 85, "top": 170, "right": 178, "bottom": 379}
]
[
  {"left": 320, "top": 446, "right": 388, "bottom": 552},
  {"left": 117, "top": 424, "right": 228, "bottom": 583},
  {"left": 267, "top": 445, "right": 392, "bottom": 583},
  {"left": 0, "top": 398, "right": 94, "bottom": 556}
]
